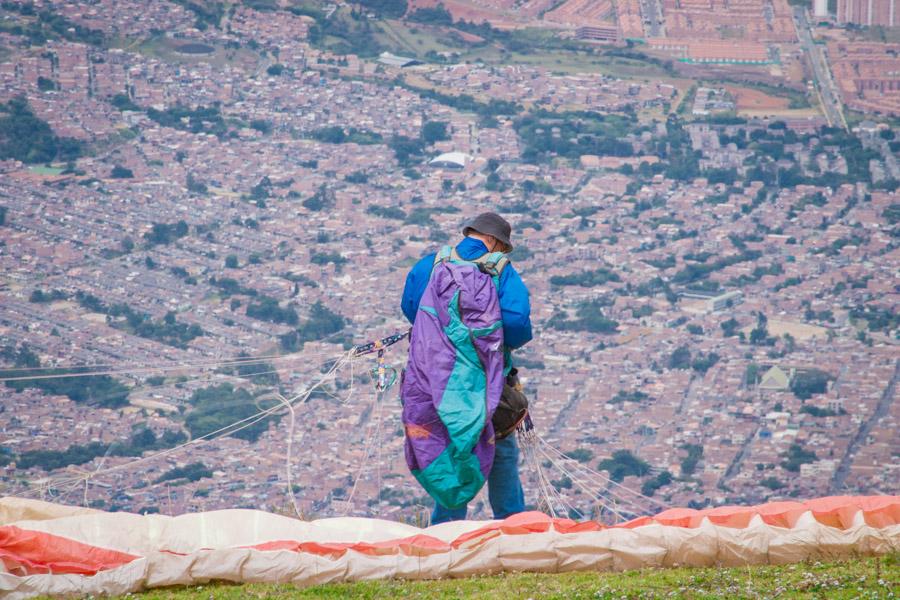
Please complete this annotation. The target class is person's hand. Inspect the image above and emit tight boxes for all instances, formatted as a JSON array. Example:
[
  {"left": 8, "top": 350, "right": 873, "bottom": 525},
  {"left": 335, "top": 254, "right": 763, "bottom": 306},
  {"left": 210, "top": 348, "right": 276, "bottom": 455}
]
[{"left": 506, "top": 367, "right": 522, "bottom": 391}]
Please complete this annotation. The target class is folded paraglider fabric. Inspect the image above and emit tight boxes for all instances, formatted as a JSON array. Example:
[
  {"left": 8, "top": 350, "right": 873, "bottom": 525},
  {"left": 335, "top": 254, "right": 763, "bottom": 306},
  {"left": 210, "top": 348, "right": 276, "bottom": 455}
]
[{"left": 0, "top": 495, "right": 898, "bottom": 599}]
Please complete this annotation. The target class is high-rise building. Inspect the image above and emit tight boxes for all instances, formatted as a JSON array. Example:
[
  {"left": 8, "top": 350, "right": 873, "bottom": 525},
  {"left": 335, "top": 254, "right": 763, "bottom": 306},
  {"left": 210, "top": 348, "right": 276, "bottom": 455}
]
[
  {"left": 836, "top": 0, "right": 897, "bottom": 26},
  {"left": 813, "top": 0, "right": 829, "bottom": 17}
]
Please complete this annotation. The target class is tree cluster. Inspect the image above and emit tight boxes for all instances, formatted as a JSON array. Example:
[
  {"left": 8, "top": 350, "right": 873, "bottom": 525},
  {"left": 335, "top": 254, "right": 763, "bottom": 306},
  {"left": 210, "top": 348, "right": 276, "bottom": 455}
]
[
  {"left": 407, "top": 4, "right": 453, "bottom": 25},
  {"left": 279, "top": 301, "right": 347, "bottom": 351},
  {"left": 515, "top": 112, "right": 635, "bottom": 165},
  {"left": 849, "top": 305, "right": 898, "bottom": 333},
  {"left": 405, "top": 84, "right": 520, "bottom": 118},
  {"left": 610, "top": 390, "right": 650, "bottom": 404},
  {"left": 245, "top": 296, "right": 299, "bottom": 325},
  {"left": 302, "top": 185, "right": 335, "bottom": 212},
  {"left": 184, "top": 383, "right": 280, "bottom": 443},
  {"left": 547, "top": 298, "right": 619, "bottom": 334},
  {"left": 155, "top": 462, "right": 213, "bottom": 484},
  {"left": 146, "top": 104, "right": 229, "bottom": 138},
  {"left": 366, "top": 205, "right": 406, "bottom": 220},
  {"left": 0, "top": 3, "right": 104, "bottom": 45},
  {"left": 169, "top": 0, "right": 225, "bottom": 30},
  {"left": 143, "top": 220, "right": 189, "bottom": 246},
  {"left": 780, "top": 443, "right": 817, "bottom": 472},
  {"left": 357, "top": 0, "right": 407, "bottom": 18},
  {"left": 75, "top": 291, "right": 203, "bottom": 348},
  {"left": 597, "top": 450, "right": 650, "bottom": 482},
  {"left": 679, "top": 444, "right": 703, "bottom": 476},
  {"left": 2, "top": 343, "right": 129, "bottom": 408},
  {"left": 641, "top": 470, "right": 672, "bottom": 497},
  {"left": 549, "top": 267, "right": 620, "bottom": 287},
  {"left": 209, "top": 277, "right": 257, "bottom": 298},
  {"left": 790, "top": 368, "right": 832, "bottom": 400},
  {"left": 29, "top": 288, "right": 67, "bottom": 303},
  {"left": 0, "top": 96, "right": 82, "bottom": 163},
  {"left": 310, "top": 126, "right": 383, "bottom": 145},
  {"left": 672, "top": 250, "right": 762, "bottom": 285}
]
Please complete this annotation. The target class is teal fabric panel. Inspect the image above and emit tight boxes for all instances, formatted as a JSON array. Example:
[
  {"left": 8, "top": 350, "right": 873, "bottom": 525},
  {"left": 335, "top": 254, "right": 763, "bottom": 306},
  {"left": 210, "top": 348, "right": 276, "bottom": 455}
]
[
  {"left": 438, "top": 291, "right": 488, "bottom": 454},
  {"left": 411, "top": 446, "right": 484, "bottom": 509}
]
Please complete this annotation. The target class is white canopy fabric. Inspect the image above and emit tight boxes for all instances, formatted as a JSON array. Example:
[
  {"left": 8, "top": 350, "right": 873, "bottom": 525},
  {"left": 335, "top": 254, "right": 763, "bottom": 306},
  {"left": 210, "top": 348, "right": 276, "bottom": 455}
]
[{"left": 1, "top": 496, "right": 898, "bottom": 599}]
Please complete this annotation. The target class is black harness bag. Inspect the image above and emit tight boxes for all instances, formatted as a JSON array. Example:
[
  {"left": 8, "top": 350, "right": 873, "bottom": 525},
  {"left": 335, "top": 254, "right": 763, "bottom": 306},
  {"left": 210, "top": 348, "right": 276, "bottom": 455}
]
[{"left": 493, "top": 368, "right": 529, "bottom": 440}]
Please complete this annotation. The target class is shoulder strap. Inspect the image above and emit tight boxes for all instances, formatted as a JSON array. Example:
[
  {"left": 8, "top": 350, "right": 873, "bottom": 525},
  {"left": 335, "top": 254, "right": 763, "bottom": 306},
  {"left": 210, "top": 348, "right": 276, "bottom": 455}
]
[
  {"left": 431, "top": 247, "right": 510, "bottom": 277},
  {"left": 433, "top": 245, "right": 454, "bottom": 268},
  {"left": 476, "top": 251, "right": 509, "bottom": 277}
]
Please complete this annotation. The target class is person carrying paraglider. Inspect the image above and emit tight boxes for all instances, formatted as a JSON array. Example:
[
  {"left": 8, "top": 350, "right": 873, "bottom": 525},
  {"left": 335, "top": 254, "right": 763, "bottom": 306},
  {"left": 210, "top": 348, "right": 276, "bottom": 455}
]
[{"left": 400, "top": 212, "right": 533, "bottom": 525}]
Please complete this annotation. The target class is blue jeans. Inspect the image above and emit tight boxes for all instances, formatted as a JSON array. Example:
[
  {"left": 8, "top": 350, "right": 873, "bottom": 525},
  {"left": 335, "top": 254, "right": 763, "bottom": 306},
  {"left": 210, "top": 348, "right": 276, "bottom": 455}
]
[{"left": 431, "top": 435, "right": 525, "bottom": 525}]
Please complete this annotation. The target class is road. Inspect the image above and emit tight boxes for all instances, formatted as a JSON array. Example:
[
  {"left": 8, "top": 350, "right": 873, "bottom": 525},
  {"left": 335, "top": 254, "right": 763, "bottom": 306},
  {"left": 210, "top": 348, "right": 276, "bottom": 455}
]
[
  {"left": 720, "top": 423, "right": 761, "bottom": 487},
  {"left": 639, "top": 0, "right": 666, "bottom": 38},
  {"left": 830, "top": 361, "right": 899, "bottom": 493},
  {"left": 793, "top": 7, "right": 847, "bottom": 130}
]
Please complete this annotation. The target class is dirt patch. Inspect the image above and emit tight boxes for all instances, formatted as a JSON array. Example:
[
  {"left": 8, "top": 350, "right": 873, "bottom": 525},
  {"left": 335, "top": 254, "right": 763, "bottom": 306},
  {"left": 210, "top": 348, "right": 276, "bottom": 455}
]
[
  {"left": 451, "top": 28, "right": 485, "bottom": 43},
  {"left": 740, "top": 319, "right": 829, "bottom": 341},
  {"left": 407, "top": 0, "right": 534, "bottom": 26},
  {"left": 725, "top": 85, "right": 790, "bottom": 110},
  {"left": 130, "top": 398, "right": 179, "bottom": 413}
]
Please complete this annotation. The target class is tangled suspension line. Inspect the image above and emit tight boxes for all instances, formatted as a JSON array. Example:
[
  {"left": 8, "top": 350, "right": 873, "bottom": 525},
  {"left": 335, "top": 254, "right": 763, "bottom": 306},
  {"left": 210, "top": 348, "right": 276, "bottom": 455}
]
[
  {"left": 19, "top": 350, "right": 356, "bottom": 504},
  {"left": 339, "top": 332, "right": 408, "bottom": 515},
  {"left": 12, "top": 327, "right": 669, "bottom": 525},
  {"left": 517, "top": 425, "right": 667, "bottom": 523}
]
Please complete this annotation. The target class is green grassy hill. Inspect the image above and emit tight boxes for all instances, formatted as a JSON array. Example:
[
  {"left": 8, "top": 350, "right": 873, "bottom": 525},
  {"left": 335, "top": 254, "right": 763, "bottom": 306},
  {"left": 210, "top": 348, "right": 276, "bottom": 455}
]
[{"left": 116, "top": 554, "right": 897, "bottom": 599}]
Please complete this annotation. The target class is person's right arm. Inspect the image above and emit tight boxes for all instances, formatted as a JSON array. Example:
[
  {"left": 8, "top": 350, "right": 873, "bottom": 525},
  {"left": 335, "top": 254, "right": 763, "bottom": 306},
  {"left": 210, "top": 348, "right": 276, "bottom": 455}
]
[{"left": 400, "top": 254, "right": 436, "bottom": 324}]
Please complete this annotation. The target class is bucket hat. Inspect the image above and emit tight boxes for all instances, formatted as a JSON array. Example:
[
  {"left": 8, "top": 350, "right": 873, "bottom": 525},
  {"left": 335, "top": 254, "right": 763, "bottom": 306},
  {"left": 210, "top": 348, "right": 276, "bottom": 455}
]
[{"left": 462, "top": 212, "right": 514, "bottom": 252}]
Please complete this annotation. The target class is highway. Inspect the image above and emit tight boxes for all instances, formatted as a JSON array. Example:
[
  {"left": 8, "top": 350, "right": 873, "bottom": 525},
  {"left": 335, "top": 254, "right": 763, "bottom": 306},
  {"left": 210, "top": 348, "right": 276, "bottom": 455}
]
[{"left": 793, "top": 7, "right": 847, "bottom": 130}]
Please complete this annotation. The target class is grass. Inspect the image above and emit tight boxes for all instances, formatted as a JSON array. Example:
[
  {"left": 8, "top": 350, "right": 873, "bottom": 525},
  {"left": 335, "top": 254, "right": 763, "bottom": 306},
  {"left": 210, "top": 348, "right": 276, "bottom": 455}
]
[
  {"left": 338, "top": 13, "right": 673, "bottom": 80},
  {"left": 377, "top": 20, "right": 460, "bottom": 56},
  {"left": 677, "top": 83, "right": 698, "bottom": 115},
  {"left": 112, "top": 555, "right": 898, "bottom": 599},
  {"left": 503, "top": 49, "right": 666, "bottom": 77},
  {"left": 845, "top": 109, "right": 900, "bottom": 130},
  {"left": 125, "top": 35, "right": 262, "bottom": 71},
  {"left": 27, "top": 165, "right": 65, "bottom": 175}
]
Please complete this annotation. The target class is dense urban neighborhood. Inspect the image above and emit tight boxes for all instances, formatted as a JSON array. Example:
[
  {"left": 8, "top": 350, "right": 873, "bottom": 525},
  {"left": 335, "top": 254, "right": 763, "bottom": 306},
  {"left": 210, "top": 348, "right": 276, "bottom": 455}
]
[{"left": 0, "top": 0, "right": 897, "bottom": 522}]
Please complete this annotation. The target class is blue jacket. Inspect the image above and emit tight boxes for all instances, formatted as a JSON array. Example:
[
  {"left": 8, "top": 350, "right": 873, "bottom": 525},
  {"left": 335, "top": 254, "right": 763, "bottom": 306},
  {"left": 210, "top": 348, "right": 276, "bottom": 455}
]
[{"left": 401, "top": 237, "right": 533, "bottom": 349}]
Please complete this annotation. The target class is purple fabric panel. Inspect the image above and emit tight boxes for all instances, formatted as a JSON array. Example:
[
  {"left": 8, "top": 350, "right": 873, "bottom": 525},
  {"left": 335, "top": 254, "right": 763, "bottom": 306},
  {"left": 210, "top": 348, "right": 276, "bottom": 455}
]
[
  {"left": 401, "top": 265, "right": 454, "bottom": 471},
  {"left": 401, "top": 261, "right": 506, "bottom": 476}
]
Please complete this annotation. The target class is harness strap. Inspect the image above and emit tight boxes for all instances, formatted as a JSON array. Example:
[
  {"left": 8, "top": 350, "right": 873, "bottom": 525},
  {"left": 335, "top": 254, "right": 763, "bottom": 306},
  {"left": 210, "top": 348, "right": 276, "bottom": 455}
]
[
  {"left": 430, "top": 245, "right": 515, "bottom": 376},
  {"left": 433, "top": 246, "right": 510, "bottom": 277}
]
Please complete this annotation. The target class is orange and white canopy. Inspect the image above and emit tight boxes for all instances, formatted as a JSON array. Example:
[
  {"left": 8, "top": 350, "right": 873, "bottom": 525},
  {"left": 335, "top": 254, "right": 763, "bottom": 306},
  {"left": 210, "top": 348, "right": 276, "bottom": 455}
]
[{"left": 1, "top": 495, "right": 898, "bottom": 598}]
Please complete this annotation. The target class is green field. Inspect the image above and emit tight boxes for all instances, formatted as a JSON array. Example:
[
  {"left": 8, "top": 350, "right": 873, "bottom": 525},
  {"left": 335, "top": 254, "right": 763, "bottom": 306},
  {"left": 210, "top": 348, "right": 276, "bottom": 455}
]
[
  {"left": 123, "top": 35, "right": 263, "bottom": 71},
  {"left": 378, "top": 20, "right": 463, "bottom": 56},
  {"left": 108, "top": 554, "right": 898, "bottom": 599},
  {"left": 27, "top": 165, "right": 65, "bottom": 175},
  {"left": 315, "top": 8, "right": 673, "bottom": 80},
  {"left": 846, "top": 108, "right": 900, "bottom": 130}
]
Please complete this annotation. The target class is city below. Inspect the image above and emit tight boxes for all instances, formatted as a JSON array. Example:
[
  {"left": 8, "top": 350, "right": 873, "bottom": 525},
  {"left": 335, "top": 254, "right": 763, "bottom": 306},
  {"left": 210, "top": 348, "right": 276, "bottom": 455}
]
[{"left": 0, "top": 0, "right": 897, "bottom": 524}]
